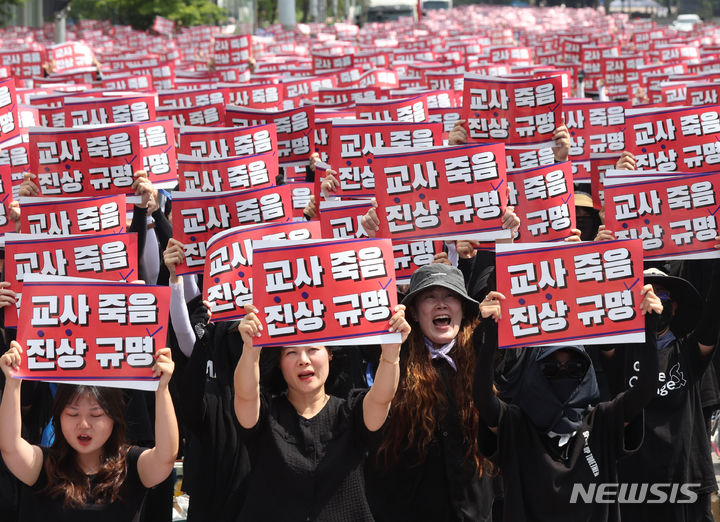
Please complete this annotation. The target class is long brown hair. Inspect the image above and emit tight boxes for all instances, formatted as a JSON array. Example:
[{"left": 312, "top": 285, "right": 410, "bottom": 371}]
[
  {"left": 42, "top": 385, "right": 130, "bottom": 508},
  {"left": 377, "top": 306, "right": 490, "bottom": 476}
]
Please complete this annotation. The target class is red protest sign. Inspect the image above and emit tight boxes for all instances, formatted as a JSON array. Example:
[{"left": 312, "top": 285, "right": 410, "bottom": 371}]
[
  {"left": 0, "top": 78, "right": 20, "bottom": 148},
  {"left": 158, "top": 87, "right": 230, "bottom": 110},
  {"left": 328, "top": 119, "right": 444, "bottom": 198},
  {"left": 393, "top": 239, "right": 445, "bottom": 283},
  {"left": 373, "top": 143, "right": 509, "bottom": 241},
  {"left": 157, "top": 102, "right": 225, "bottom": 127},
  {"left": 178, "top": 152, "right": 277, "bottom": 192},
  {"left": 507, "top": 162, "right": 576, "bottom": 242},
  {"left": 203, "top": 221, "right": 322, "bottom": 322},
  {"left": 225, "top": 105, "right": 314, "bottom": 166},
  {"left": 604, "top": 172, "right": 720, "bottom": 260},
  {"left": 505, "top": 145, "right": 556, "bottom": 172},
  {"left": 29, "top": 123, "right": 144, "bottom": 197},
  {"left": 288, "top": 182, "right": 314, "bottom": 219},
  {"left": 562, "top": 100, "right": 630, "bottom": 160},
  {"left": 47, "top": 42, "right": 95, "bottom": 74},
  {"left": 626, "top": 105, "right": 720, "bottom": 173},
  {"left": 252, "top": 238, "right": 401, "bottom": 347},
  {"left": 355, "top": 94, "right": 430, "bottom": 122},
  {"left": 171, "top": 185, "right": 294, "bottom": 274},
  {"left": 62, "top": 94, "right": 157, "bottom": 126},
  {"left": 19, "top": 194, "right": 126, "bottom": 235},
  {"left": 0, "top": 164, "right": 14, "bottom": 235},
  {"left": 15, "top": 280, "right": 170, "bottom": 391},
  {"left": 319, "top": 199, "right": 372, "bottom": 238},
  {"left": 461, "top": 74, "right": 562, "bottom": 145},
  {"left": 137, "top": 120, "right": 177, "bottom": 186},
  {"left": 496, "top": 239, "right": 645, "bottom": 349},
  {"left": 100, "top": 74, "right": 154, "bottom": 92},
  {"left": 224, "top": 83, "right": 284, "bottom": 110},
  {"left": 179, "top": 123, "right": 278, "bottom": 159},
  {"left": 4, "top": 232, "right": 139, "bottom": 328},
  {"left": 214, "top": 34, "right": 252, "bottom": 66}
]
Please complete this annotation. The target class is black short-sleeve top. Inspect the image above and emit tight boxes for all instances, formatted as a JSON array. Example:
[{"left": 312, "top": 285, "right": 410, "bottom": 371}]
[
  {"left": 19, "top": 445, "right": 149, "bottom": 522},
  {"left": 238, "top": 390, "right": 377, "bottom": 522}
]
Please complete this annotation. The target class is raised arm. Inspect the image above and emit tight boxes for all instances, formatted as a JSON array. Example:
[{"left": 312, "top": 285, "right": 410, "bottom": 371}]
[
  {"left": 233, "top": 304, "right": 263, "bottom": 429},
  {"left": 0, "top": 341, "right": 43, "bottom": 486},
  {"left": 363, "top": 305, "right": 410, "bottom": 432},
  {"left": 472, "top": 291, "right": 505, "bottom": 433},
  {"left": 137, "top": 347, "right": 179, "bottom": 488},
  {"left": 616, "top": 284, "right": 662, "bottom": 424}
]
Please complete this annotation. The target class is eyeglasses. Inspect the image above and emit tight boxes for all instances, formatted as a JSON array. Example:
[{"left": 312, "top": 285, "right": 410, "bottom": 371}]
[{"left": 540, "top": 359, "right": 588, "bottom": 379}]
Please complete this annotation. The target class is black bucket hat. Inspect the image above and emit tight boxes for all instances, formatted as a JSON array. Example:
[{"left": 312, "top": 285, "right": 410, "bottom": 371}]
[
  {"left": 644, "top": 267, "right": 703, "bottom": 337},
  {"left": 401, "top": 264, "right": 479, "bottom": 317}
]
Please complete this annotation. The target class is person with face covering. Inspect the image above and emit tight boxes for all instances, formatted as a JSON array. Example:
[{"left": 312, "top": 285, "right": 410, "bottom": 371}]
[
  {"left": 365, "top": 263, "right": 497, "bottom": 522},
  {"left": 233, "top": 303, "right": 410, "bottom": 522},
  {"left": 473, "top": 285, "right": 663, "bottom": 522},
  {"left": 609, "top": 265, "right": 720, "bottom": 522}
]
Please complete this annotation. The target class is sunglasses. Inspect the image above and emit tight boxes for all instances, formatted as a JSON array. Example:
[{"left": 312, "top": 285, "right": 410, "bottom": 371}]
[{"left": 540, "top": 359, "right": 588, "bottom": 379}]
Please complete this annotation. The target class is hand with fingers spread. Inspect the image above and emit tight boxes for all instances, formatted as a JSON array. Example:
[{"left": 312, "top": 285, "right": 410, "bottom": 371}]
[
  {"left": 163, "top": 238, "right": 185, "bottom": 284},
  {"left": 640, "top": 284, "right": 663, "bottom": 315},
  {"left": 553, "top": 119, "right": 571, "bottom": 163},
  {"left": 594, "top": 225, "right": 615, "bottom": 242},
  {"left": 0, "top": 282, "right": 17, "bottom": 309},
  {"left": 132, "top": 170, "right": 159, "bottom": 215},
  {"left": 18, "top": 173, "right": 39, "bottom": 197},
  {"left": 479, "top": 291, "right": 505, "bottom": 322},
  {"left": 152, "top": 347, "right": 175, "bottom": 389},
  {"left": 360, "top": 198, "right": 380, "bottom": 238},
  {"left": 615, "top": 151, "right": 636, "bottom": 171},
  {"left": 448, "top": 119, "right": 468, "bottom": 145}
]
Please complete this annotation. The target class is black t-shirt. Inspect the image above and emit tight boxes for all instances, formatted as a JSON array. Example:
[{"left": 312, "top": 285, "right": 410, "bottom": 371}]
[
  {"left": 366, "top": 360, "right": 495, "bottom": 522},
  {"left": 618, "top": 338, "right": 717, "bottom": 521},
  {"left": 482, "top": 397, "right": 642, "bottom": 522},
  {"left": 19, "top": 446, "right": 148, "bottom": 522},
  {"left": 180, "top": 321, "right": 250, "bottom": 522},
  {"left": 238, "top": 390, "right": 376, "bottom": 522}
]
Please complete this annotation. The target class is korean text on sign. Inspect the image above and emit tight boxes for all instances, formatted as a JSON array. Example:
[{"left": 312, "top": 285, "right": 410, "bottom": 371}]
[
  {"left": 15, "top": 280, "right": 170, "bottom": 391},
  {"left": 496, "top": 239, "right": 645, "bottom": 348},
  {"left": 252, "top": 238, "right": 401, "bottom": 347}
]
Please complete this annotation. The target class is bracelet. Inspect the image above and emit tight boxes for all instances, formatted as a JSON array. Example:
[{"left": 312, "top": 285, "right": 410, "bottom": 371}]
[{"left": 380, "top": 356, "right": 400, "bottom": 365}]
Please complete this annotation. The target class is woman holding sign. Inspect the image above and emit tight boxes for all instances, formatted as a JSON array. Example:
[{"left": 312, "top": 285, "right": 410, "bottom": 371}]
[
  {"left": 0, "top": 342, "right": 178, "bottom": 521},
  {"left": 233, "top": 303, "right": 410, "bottom": 521},
  {"left": 365, "top": 263, "right": 497, "bottom": 522}
]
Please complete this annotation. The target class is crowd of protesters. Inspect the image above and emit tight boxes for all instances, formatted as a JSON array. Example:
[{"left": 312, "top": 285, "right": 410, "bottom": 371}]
[{"left": 1, "top": 3, "right": 720, "bottom": 522}]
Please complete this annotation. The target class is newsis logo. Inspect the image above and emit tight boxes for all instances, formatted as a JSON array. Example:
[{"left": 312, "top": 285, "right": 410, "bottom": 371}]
[{"left": 570, "top": 483, "right": 700, "bottom": 504}]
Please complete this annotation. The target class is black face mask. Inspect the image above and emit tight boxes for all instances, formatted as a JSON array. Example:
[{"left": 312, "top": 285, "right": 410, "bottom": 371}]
[
  {"left": 549, "top": 377, "right": 581, "bottom": 404},
  {"left": 657, "top": 299, "right": 674, "bottom": 333}
]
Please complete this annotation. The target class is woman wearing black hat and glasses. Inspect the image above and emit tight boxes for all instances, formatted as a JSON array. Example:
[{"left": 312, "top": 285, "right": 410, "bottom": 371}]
[
  {"left": 365, "top": 263, "right": 497, "bottom": 522},
  {"left": 473, "top": 285, "right": 663, "bottom": 522},
  {"left": 609, "top": 265, "right": 720, "bottom": 522}
]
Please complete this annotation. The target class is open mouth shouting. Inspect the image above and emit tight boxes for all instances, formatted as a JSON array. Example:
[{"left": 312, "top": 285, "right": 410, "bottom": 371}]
[
  {"left": 433, "top": 314, "right": 452, "bottom": 328},
  {"left": 77, "top": 434, "right": 93, "bottom": 446}
]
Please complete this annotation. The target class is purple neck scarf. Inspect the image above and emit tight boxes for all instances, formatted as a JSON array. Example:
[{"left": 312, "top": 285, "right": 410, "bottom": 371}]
[{"left": 424, "top": 337, "right": 457, "bottom": 372}]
